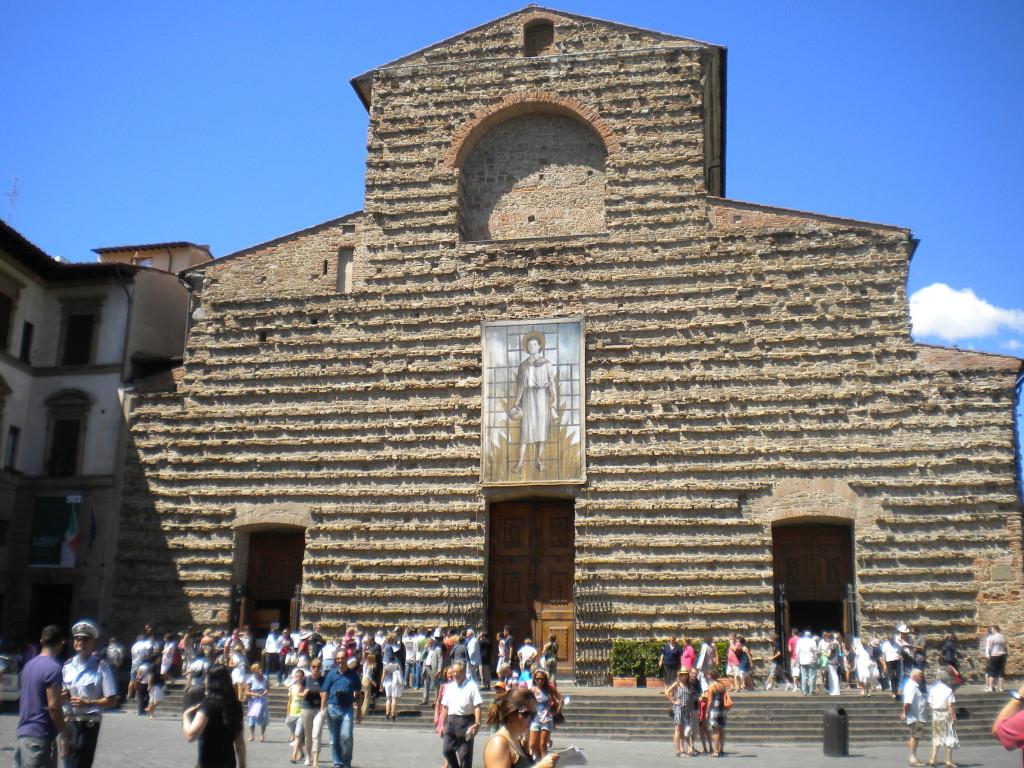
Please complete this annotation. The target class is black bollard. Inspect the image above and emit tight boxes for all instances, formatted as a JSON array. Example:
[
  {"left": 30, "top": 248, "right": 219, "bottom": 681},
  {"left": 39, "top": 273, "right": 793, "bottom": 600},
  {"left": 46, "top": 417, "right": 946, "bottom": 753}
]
[{"left": 823, "top": 705, "right": 849, "bottom": 756}]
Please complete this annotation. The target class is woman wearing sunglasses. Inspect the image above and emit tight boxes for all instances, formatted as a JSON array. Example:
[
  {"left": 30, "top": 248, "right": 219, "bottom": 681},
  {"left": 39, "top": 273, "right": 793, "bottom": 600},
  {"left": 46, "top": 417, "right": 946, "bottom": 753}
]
[
  {"left": 483, "top": 687, "right": 559, "bottom": 768},
  {"left": 529, "top": 670, "right": 561, "bottom": 759}
]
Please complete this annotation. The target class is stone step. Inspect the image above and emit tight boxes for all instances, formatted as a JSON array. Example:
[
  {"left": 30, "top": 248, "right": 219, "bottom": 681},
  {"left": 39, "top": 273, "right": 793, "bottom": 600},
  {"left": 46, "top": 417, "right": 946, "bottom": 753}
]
[{"left": 154, "top": 684, "right": 1006, "bottom": 744}]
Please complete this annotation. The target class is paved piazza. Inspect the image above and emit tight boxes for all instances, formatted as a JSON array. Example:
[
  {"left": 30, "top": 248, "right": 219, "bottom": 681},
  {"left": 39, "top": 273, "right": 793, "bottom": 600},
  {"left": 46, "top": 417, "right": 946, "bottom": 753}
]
[{"left": 0, "top": 709, "right": 1016, "bottom": 768}]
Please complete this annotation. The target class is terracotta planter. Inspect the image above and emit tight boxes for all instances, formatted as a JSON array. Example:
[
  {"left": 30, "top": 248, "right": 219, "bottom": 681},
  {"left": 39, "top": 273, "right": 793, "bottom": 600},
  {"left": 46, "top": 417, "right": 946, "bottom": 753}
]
[
  {"left": 612, "top": 676, "right": 637, "bottom": 688},
  {"left": 644, "top": 678, "right": 666, "bottom": 690}
]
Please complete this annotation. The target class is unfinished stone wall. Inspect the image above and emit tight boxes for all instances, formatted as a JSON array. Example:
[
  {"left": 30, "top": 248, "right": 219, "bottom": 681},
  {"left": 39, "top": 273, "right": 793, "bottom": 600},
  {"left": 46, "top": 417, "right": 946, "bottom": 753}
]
[
  {"left": 112, "top": 7, "right": 1023, "bottom": 676},
  {"left": 459, "top": 113, "right": 607, "bottom": 240}
]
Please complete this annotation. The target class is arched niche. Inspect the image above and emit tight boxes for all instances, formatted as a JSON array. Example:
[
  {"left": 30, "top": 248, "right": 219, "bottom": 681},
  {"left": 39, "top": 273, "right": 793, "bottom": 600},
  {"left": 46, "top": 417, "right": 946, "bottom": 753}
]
[{"left": 447, "top": 95, "right": 616, "bottom": 242}]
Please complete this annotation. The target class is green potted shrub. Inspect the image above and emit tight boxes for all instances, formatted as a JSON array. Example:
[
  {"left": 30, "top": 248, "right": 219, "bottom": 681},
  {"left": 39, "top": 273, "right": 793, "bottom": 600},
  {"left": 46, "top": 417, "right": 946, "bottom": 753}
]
[{"left": 610, "top": 640, "right": 663, "bottom": 687}]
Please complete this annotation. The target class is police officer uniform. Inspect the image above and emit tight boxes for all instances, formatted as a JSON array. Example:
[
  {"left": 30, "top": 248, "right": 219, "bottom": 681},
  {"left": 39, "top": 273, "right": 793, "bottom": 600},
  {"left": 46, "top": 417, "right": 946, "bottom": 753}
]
[{"left": 62, "top": 620, "right": 117, "bottom": 768}]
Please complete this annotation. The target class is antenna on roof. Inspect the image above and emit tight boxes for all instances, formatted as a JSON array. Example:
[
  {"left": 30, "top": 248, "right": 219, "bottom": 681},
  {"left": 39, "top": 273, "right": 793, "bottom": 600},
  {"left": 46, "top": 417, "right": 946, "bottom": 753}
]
[{"left": 4, "top": 175, "right": 17, "bottom": 224}]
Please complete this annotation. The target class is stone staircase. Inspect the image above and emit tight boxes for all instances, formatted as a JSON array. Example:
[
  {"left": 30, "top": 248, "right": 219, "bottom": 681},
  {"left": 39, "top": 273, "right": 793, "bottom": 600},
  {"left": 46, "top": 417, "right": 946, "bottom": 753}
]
[{"left": 157, "top": 682, "right": 1005, "bottom": 745}]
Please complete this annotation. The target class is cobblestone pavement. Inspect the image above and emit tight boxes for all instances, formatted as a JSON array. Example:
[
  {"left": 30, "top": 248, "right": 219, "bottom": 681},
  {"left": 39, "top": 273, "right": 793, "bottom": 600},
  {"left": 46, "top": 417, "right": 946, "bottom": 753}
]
[{"left": 0, "top": 709, "right": 1016, "bottom": 767}]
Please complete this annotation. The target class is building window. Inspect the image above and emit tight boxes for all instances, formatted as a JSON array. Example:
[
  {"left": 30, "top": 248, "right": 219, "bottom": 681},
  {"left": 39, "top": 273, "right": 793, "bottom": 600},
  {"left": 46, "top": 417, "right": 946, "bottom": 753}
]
[
  {"left": 4, "top": 426, "right": 19, "bottom": 471},
  {"left": 524, "top": 20, "right": 555, "bottom": 57},
  {"left": 0, "top": 272, "right": 19, "bottom": 354},
  {"left": 59, "top": 297, "right": 103, "bottom": 367},
  {"left": 62, "top": 314, "right": 95, "bottom": 366},
  {"left": 337, "top": 248, "right": 354, "bottom": 293},
  {"left": 44, "top": 391, "right": 90, "bottom": 477},
  {"left": 0, "top": 291, "right": 12, "bottom": 353},
  {"left": 19, "top": 321, "right": 33, "bottom": 363}
]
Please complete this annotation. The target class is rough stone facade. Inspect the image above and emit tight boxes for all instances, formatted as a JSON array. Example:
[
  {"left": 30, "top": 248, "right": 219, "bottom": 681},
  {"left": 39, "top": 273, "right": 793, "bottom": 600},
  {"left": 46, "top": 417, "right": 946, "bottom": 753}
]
[{"left": 112, "top": 7, "right": 1023, "bottom": 680}]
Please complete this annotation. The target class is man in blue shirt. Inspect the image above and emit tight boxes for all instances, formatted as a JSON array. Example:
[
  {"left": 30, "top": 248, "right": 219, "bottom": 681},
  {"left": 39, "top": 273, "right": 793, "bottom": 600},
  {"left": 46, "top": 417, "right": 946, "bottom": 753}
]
[
  {"left": 320, "top": 651, "right": 363, "bottom": 768},
  {"left": 15, "top": 625, "right": 68, "bottom": 768},
  {"left": 61, "top": 620, "right": 117, "bottom": 768}
]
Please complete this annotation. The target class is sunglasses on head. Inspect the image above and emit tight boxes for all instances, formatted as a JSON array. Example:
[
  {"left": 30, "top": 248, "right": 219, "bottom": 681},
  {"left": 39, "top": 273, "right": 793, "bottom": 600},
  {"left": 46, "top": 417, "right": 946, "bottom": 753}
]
[{"left": 516, "top": 708, "right": 536, "bottom": 717}]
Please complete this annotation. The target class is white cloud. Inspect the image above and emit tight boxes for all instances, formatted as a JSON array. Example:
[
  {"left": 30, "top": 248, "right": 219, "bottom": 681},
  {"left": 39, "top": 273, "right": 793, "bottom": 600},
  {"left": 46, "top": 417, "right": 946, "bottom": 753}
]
[
  {"left": 1002, "top": 339, "right": 1024, "bottom": 351},
  {"left": 910, "top": 283, "right": 1024, "bottom": 342}
]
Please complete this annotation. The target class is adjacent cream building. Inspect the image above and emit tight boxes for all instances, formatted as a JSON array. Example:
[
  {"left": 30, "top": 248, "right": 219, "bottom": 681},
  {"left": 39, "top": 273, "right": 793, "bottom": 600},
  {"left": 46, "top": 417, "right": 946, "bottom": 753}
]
[{"left": 0, "top": 223, "right": 209, "bottom": 640}]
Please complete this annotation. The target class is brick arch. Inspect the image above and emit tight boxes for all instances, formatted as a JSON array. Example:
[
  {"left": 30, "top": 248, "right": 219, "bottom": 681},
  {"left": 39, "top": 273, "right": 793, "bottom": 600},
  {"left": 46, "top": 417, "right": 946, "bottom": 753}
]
[
  {"left": 748, "top": 478, "right": 873, "bottom": 528},
  {"left": 232, "top": 501, "right": 312, "bottom": 530},
  {"left": 443, "top": 92, "right": 620, "bottom": 171}
]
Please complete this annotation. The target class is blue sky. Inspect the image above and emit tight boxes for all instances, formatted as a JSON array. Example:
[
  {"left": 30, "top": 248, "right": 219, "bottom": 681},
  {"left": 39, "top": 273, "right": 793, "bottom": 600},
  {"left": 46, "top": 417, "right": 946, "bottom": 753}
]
[{"left": 2, "top": 1, "right": 1022, "bottom": 366}]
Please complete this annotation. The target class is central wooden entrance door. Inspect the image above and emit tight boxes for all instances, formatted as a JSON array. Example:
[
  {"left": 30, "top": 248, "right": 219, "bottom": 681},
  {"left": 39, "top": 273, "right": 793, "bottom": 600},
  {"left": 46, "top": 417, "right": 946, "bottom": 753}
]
[
  {"left": 773, "top": 522, "right": 854, "bottom": 637},
  {"left": 240, "top": 529, "right": 305, "bottom": 640},
  {"left": 488, "top": 499, "right": 574, "bottom": 675}
]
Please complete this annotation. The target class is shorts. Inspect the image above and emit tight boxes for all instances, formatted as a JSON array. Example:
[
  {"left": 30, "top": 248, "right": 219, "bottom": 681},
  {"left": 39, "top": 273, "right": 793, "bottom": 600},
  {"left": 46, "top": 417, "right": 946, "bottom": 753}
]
[
  {"left": 907, "top": 721, "right": 925, "bottom": 739},
  {"left": 986, "top": 655, "right": 1007, "bottom": 678},
  {"left": 530, "top": 720, "right": 553, "bottom": 732},
  {"left": 726, "top": 664, "right": 740, "bottom": 676}
]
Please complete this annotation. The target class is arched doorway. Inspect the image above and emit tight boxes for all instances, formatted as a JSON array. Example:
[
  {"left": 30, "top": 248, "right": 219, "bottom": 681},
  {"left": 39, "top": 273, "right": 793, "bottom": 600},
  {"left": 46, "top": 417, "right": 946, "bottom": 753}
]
[
  {"left": 772, "top": 521, "right": 855, "bottom": 636},
  {"left": 488, "top": 499, "right": 575, "bottom": 675},
  {"left": 239, "top": 528, "right": 305, "bottom": 637}
]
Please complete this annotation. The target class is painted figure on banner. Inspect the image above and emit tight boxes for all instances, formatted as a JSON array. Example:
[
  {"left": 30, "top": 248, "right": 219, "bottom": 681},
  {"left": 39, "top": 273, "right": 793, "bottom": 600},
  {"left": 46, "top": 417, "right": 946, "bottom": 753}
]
[
  {"left": 509, "top": 332, "right": 559, "bottom": 473},
  {"left": 481, "top": 318, "right": 584, "bottom": 486}
]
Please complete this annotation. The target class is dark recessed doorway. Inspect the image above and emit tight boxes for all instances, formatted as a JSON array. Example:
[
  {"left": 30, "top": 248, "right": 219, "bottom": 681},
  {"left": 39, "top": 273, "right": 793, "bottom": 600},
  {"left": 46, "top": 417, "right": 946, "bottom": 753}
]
[{"left": 773, "top": 522, "right": 854, "bottom": 637}]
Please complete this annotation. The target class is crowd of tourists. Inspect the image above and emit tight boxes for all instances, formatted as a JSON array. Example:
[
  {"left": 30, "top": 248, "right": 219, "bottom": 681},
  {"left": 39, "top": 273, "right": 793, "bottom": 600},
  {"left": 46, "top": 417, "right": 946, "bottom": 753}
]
[
  {"left": 657, "top": 625, "right": 1008, "bottom": 698},
  {"left": 656, "top": 625, "right": 1012, "bottom": 762},
  {"left": 11, "top": 615, "right": 1024, "bottom": 768}
]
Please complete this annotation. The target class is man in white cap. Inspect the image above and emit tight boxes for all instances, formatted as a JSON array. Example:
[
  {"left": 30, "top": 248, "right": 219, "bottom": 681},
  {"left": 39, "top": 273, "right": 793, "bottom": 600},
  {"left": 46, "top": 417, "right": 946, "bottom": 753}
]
[{"left": 61, "top": 619, "right": 117, "bottom": 768}]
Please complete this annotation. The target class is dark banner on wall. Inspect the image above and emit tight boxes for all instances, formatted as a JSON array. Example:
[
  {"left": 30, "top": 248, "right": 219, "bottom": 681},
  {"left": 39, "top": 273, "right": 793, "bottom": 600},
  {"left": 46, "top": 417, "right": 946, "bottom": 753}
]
[{"left": 29, "top": 496, "right": 80, "bottom": 567}]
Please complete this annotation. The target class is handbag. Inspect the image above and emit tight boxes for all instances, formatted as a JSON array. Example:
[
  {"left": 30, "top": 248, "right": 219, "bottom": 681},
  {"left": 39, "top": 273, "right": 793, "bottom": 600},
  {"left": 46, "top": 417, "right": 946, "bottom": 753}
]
[
  {"left": 722, "top": 689, "right": 733, "bottom": 709},
  {"left": 246, "top": 696, "right": 266, "bottom": 720}
]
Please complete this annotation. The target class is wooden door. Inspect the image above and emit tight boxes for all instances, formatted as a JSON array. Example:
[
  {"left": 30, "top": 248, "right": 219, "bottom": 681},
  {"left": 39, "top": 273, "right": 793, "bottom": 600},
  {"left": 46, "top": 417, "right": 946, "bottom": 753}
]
[
  {"left": 488, "top": 500, "right": 575, "bottom": 672},
  {"left": 247, "top": 530, "right": 305, "bottom": 601}
]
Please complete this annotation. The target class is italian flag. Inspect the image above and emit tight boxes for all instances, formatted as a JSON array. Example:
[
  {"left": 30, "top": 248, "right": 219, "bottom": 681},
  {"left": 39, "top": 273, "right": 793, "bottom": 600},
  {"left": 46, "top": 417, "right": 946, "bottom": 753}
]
[{"left": 60, "top": 507, "right": 80, "bottom": 567}]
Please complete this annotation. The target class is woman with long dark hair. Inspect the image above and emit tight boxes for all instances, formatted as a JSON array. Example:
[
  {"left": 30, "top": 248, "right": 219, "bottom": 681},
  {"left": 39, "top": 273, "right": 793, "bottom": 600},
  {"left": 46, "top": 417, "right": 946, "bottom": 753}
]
[
  {"left": 302, "top": 658, "right": 327, "bottom": 768},
  {"left": 183, "top": 663, "right": 246, "bottom": 768},
  {"left": 528, "top": 669, "right": 560, "bottom": 759},
  {"left": 483, "top": 687, "right": 559, "bottom": 768}
]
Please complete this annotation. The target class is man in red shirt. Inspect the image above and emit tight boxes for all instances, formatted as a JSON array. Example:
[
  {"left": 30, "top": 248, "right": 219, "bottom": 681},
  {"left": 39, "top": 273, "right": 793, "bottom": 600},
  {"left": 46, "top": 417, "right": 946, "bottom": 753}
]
[
  {"left": 993, "top": 684, "right": 1024, "bottom": 763},
  {"left": 787, "top": 629, "right": 800, "bottom": 692}
]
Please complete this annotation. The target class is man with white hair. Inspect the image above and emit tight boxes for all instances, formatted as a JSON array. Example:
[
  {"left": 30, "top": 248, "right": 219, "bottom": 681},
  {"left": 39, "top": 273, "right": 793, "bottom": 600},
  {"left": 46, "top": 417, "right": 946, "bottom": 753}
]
[
  {"left": 900, "top": 668, "right": 926, "bottom": 766},
  {"left": 795, "top": 630, "right": 818, "bottom": 696},
  {"left": 439, "top": 661, "right": 482, "bottom": 768}
]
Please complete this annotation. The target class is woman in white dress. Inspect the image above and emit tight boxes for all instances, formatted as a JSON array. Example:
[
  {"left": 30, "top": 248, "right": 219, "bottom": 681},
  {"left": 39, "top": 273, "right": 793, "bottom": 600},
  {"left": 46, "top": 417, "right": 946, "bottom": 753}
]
[
  {"left": 510, "top": 332, "right": 558, "bottom": 474},
  {"left": 852, "top": 637, "right": 878, "bottom": 695},
  {"left": 927, "top": 668, "right": 958, "bottom": 767}
]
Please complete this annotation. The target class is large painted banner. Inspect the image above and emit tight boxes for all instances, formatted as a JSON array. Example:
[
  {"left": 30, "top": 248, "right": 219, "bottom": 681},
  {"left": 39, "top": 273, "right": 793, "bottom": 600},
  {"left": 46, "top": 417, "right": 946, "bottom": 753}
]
[{"left": 481, "top": 317, "right": 585, "bottom": 485}]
